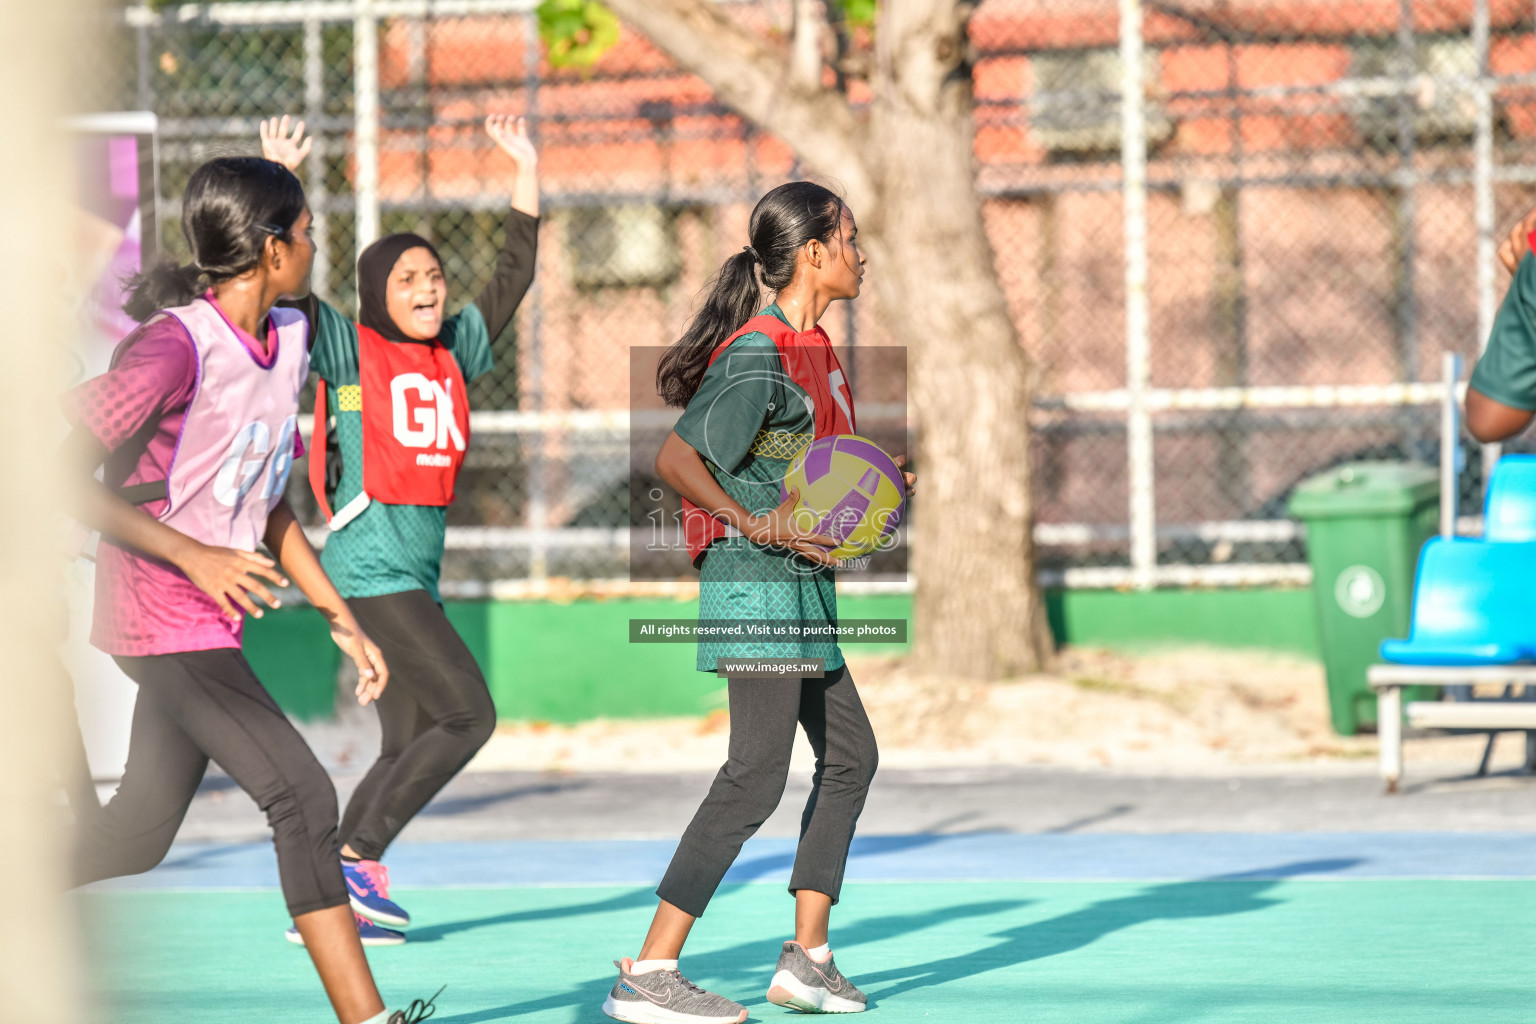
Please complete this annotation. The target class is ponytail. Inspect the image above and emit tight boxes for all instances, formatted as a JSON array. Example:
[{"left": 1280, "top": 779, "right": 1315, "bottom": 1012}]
[
  {"left": 658, "top": 181, "right": 846, "bottom": 407},
  {"left": 656, "top": 249, "right": 762, "bottom": 407},
  {"left": 123, "top": 261, "right": 205, "bottom": 323}
]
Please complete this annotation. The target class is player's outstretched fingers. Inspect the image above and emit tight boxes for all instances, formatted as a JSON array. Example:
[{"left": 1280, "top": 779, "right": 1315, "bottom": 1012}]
[
  {"left": 226, "top": 582, "right": 265, "bottom": 620},
  {"left": 235, "top": 549, "right": 289, "bottom": 606}
]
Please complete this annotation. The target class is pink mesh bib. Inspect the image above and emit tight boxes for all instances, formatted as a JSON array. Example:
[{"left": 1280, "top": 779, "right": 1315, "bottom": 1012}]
[{"left": 153, "top": 298, "right": 309, "bottom": 550}]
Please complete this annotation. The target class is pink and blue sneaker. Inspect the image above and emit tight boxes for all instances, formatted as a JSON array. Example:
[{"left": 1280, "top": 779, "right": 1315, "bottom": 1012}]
[
  {"left": 343, "top": 857, "right": 411, "bottom": 928},
  {"left": 286, "top": 912, "right": 406, "bottom": 947}
]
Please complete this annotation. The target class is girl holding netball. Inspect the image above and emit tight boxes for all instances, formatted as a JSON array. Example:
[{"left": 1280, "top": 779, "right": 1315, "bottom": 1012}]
[
  {"left": 66, "top": 156, "right": 437, "bottom": 1024},
  {"left": 259, "top": 114, "right": 538, "bottom": 943},
  {"left": 601, "top": 182, "right": 912, "bottom": 1024}
]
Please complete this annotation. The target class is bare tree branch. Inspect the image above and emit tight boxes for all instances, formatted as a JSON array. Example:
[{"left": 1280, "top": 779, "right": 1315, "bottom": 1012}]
[
  {"left": 790, "top": 0, "right": 823, "bottom": 93},
  {"left": 602, "top": 0, "right": 877, "bottom": 210}
]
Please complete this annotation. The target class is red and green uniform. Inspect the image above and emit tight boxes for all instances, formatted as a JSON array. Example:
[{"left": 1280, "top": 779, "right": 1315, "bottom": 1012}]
[
  {"left": 673, "top": 303, "right": 854, "bottom": 673},
  {"left": 306, "top": 300, "right": 490, "bottom": 601}
]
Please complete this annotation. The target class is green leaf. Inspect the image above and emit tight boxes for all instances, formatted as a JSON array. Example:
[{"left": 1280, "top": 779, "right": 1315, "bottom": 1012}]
[
  {"left": 537, "top": 0, "right": 621, "bottom": 69},
  {"left": 833, "top": 0, "right": 878, "bottom": 29}
]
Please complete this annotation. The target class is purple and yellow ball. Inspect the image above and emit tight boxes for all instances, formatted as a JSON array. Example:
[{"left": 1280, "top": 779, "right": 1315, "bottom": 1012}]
[{"left": 779, "top": 434, "right": 906, "bottom": 560}]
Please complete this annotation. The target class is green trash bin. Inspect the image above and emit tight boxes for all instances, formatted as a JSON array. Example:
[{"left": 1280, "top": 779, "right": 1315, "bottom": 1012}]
[{"left": 1288, "top": 461, "right": 1441, "bottom": 735}]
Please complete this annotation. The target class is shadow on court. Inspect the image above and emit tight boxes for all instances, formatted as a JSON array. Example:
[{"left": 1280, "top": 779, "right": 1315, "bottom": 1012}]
[
  {"left": 427, "top": 857, "right": 1358, "bottom": 1023},
  {"left": 417, "top": 778, "right": 593, "bottom": 819},
  {"left": 404, "top": 886, "right": 656, "bottom": 943},
  {"left": 852, "top": 858, "right": 1361, "bottom": 1005}
]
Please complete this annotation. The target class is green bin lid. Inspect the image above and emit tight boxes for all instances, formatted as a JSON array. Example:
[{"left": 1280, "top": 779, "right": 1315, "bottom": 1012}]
[{"left": 1287, "top": 461, "right": 1440, "bottom": 520}]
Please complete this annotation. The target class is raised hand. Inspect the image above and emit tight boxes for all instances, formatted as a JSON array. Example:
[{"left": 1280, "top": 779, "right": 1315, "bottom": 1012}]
[
  {"left": 487, "top": 114, "right": 539, "bottom": 217},
  {"left": 485, "top": 114, "right": 537, "bottom": 171},
  {"left": 259, "top": 115, "right": 312, "bottom": 173}
]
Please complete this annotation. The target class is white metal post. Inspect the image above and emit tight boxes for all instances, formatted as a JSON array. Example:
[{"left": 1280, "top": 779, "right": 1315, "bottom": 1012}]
[
  {"left": 353, "top": 0, "right": 381, "bottom": 251},
  {"left": 1377, "top": 681, "right": 1403, "bottom": 793},
  {"left": 1120, "top": 0, "right": 1156, "bottom": 589},
  {"left": 524, "top": 9, "right": 548, "bottom": 582},
  {"left": 1441, "top": 351, "right": 1462, "bottom": 537},
  {"left": 1475, "top": 0, "right": 1502, "bottom": 481},
  {"left": 303, "top": 16, "right": 331, "bottom": 299}
]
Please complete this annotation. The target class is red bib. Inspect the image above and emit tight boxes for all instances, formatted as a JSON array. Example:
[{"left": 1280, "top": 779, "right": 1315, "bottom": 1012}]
[
  {"left": 309, "top": 324, "right": 470, "bottom": 523},
  {"left": 681, "top": 314, "right": 855, "bottom": 566}
]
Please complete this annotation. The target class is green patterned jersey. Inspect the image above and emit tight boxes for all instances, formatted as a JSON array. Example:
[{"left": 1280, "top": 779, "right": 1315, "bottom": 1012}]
[
  {"left": 673, "top": 304, "right": 844, "bottom": 673},
  {"left": 308, "top": 299, "right": 494, "bottom": 600}
]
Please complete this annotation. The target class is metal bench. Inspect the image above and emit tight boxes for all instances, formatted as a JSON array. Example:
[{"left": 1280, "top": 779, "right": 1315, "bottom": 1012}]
[{"left": 1368, "top": 663, "right": 1536, "bottom": 792}]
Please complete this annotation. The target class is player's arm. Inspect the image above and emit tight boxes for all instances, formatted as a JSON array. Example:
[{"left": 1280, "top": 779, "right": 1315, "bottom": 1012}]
[
  {"left": 1466, "top": 389, "right": 1534, "bottom": 443},
  {"left": 65, "top": 425, "right": 289, "bottom": 621},
  {"left": 656, "top": 431, "right": 838, "bottom": 562},
  {"left": 262, "top": 499, "right": 388, "bottom": 705},
  {"left": 465, "top": 115, "right": 539, "bottom": 352},
  {"left": 1468, "top": 251, "right": 1536, "bottom": 442},
  {"left": 487, "top": 114, "right": 538, "bottom": 219}
]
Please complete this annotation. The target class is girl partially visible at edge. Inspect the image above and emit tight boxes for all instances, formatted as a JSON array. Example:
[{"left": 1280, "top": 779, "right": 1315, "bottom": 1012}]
[
  {"left": 64, "top": 156, "right": 438, "bottom": 1024},
  {"left": 600, "top": 182, "right": 914, "bottom": 1024},
  {"left": 260, "top": 113, "right": 538, "bottom": 944}
]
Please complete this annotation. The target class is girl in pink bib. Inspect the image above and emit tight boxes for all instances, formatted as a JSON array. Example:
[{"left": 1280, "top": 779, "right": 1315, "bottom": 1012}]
[{"left": 65, "top": 157, "right": 438, "bottom": 1024}]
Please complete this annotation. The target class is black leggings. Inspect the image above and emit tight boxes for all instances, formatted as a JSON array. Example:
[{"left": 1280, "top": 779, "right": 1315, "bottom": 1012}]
[
  {"left": 657, "top": 665, "right": 879, "bottom": 918},
  {"left": 338, "top": 590, "right": 496, "bottom": 861},
  {"left": 74, "top": 649, "right": 347, "bottom": 918}
]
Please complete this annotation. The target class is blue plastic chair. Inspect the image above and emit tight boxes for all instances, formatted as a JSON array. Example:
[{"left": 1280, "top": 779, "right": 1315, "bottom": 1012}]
[
  {"left": 1484, "top": 454, "right": 1536, "bottom": 542},
  {"left": 1379, "top": 537, "right": 1536, "bottom": 666}
]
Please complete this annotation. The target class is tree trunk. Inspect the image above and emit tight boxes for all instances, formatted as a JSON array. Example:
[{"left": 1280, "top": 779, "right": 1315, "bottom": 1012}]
[
  {"left": 865, "top": 0, "right": 1052, "bottom": 676},
  {"left": 604, "top": 0, "right": 1054, "bottom": 676}
]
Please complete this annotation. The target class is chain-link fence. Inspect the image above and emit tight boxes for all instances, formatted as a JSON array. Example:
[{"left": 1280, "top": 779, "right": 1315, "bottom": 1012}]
[
  {"left": 995, "top": 0, "right": 1536, "bottom": 586},
  {"left": 83, "top": 0, "right": 1536, "bottom": 593}
]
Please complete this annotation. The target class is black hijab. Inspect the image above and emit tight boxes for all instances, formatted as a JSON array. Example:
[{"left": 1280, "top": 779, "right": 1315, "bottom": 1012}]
[{"left": 357, "top": 232, "right": 445, "bottom": 344}]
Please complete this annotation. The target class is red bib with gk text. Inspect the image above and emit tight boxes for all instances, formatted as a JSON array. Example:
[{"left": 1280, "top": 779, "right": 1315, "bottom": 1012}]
[
  {"left": 356, "top": 323, "right": 469, "bottom": 506},
  {"left": 681, "top": 314, "right": 855, "bottom": 566}
]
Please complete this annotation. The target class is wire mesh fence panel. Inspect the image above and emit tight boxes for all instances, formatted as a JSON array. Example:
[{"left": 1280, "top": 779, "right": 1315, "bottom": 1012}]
[{"left": 88, "top": 0, "right": 1536, "bottom": 588}]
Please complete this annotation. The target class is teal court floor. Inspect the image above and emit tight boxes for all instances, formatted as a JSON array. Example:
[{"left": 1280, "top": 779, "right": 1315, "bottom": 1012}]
[{"left": 81, "top": 834, "right": 1536, "bottom": 1022}]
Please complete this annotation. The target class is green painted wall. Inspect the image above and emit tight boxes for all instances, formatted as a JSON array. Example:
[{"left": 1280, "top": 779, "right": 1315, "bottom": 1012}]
[
  {"left": 241, "top": 607, "right": 340, "bottom": 720},
  {"left": 242, "top": 587, "right": 1319, "bottom": 721},
  {"left": 1044, "top": 586, "right": 1321, "bottom": 658}
]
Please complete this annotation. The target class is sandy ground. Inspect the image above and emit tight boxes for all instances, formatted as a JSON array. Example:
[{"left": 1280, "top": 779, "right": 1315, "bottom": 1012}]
[{"left": 462, "top": 647, "right": 1530, "bottom": 777}]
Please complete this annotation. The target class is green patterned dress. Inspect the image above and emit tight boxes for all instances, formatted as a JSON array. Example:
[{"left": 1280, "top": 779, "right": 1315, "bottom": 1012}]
[{"left": 672, "top": 305, "right": 844, "bottom": 674}]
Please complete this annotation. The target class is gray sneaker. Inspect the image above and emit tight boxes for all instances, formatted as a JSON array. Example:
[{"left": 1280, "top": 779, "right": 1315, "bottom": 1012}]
[
  {"left": 766, "top": 942, "right": 868, "bottom": 1014},
  {"left": 601, "top": 958, "right": 748, "bottom": 1024}
]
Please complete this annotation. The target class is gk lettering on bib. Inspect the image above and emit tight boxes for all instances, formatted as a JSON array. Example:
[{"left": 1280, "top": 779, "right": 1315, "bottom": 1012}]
[
  {"left": 214, "top": 416, "right": 298, "bottom": 507},
  {"left": 359, "top": 324, "right": 468, "bottom": 505},
  {"left": 310, "top": 324, "right": 469, "bottom": 521}
]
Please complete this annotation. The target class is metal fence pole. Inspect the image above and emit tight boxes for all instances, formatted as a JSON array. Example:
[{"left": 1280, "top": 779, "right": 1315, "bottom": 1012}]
[
  {"left": 1393, "top": 0, "right": 1420, "bottom": 393},
  {"left": 523, "top": 8, "right": 547, "bottom": 582},
  {"left": 1476, "top": 0, "right": 1502, "bottom": 480},
  {"left": 353, "top": 0, "right": 381, "bottom": 250},
  {"left": 303, "top": 16, "right": 332, "bottom": 300},
  {"left": 1120, "top": 0, "right": 1156, "bottom": 589},
  {"left": 1441, "top": 352, "right": 1462, "bottom": 537}
]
